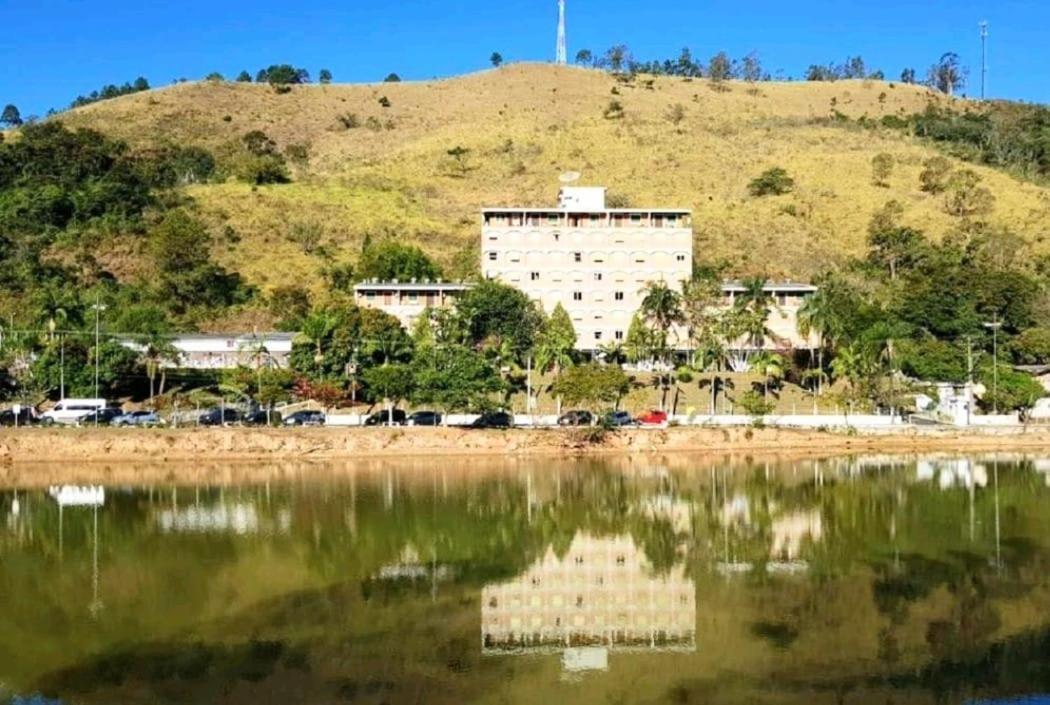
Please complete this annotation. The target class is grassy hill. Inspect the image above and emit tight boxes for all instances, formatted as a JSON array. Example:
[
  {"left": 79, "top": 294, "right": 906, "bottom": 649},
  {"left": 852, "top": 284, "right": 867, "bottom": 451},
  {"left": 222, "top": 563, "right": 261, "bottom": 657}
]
[{"left": 60, "top": 63, "right": 1050, "bottom": 302}]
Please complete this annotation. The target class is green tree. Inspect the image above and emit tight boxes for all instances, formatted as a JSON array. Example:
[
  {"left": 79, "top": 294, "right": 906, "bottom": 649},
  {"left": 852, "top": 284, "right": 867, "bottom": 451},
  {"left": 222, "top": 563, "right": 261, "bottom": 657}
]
[
  {"left": 1, "top": 104, "right": 22, "bottom": 127},
  {"left": 490, "top": 52, "right": 504, "bottom": 68},
  {"left": 411, "top": 344, "right": 503, "bottom": 417},
  {"left": 236, "top": 70, "right": 252, "bottom": 82},
  {"left": 639, "top": 280, "right": 684, "bottom": 354},
  {"left": 748, "top": 167, "right": 794, "bottom": 196},
  {"left": 928, "top": 52, "right": 966, "bottom": 96},
  {"left": 867, "top": 201, "right": 928, "bottom": 280},
  {"left": 978, "top": 365, "right": 1044, "bottom": 418},
  {"left": 319, "top": 69, "right": 333, "bottom": 84},
  {"left": 919, "top": 156, "right": 953, "bottom": 194},
  {"left": 534, "top": 303, "right": 576, "bottom": 375},
  {"left": 1010, "top": 328, "right": 1050, "bottom": 365},
  {"left": 114, "top": 303, "right": 179, "bottom": 400},
  {"left": 550, "top": 364, "right": 631, "bottom": 420},
  {"left": 453, "top": 280, "right": 543, "bottom": 362},
  {"left": 147, "top": 210, "right": 249, "bottom": 316},
  {"left": 749, "top": 351, "right": 785, "bottom": 398},
  {"left": 268, "top": 285, "right": 312, "bottom": 331},
  {"left": 575, "top": 49, "right": 593, "bottom": 66},
  {"left": 357, "top": 241, "right": 442, "bottom": 282},
  {"left": 872, "top": 153, "right": 895, "bottom": 187},
  {"left": 384, "top": 73, "right": 401, "bottom": 83},
  {"left": 361, "top": 363, "right": 415, "bottom": 418},
  {"left": 257, "top": 65, "right": 310, "bottom": 85},
  {"left": 944, "top": 169, "right": 995, "bottom": 217},
  {"left": 707, "top": 52, "right": 735, "bottom": 81},
  {"left": 624, "top": 313, "right": 655, "bottom": 363}
]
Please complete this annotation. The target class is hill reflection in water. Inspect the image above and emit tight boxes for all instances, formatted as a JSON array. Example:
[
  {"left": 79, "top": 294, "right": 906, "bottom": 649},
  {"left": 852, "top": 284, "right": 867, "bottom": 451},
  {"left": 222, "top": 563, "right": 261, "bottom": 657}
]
[{"left": 1, "top": 453, "right": 1049, "bottom": 705}]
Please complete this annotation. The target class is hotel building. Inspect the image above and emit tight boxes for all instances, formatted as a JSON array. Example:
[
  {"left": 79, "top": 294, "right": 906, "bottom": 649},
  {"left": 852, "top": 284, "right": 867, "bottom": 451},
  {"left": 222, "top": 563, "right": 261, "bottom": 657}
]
[{"left": 481, "top": 187, "right": 693, "bottom": 351}]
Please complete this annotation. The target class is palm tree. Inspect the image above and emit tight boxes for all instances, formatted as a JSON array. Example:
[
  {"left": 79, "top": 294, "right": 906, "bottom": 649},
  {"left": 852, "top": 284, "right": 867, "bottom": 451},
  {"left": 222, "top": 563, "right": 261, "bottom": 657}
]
[
  {"left": 141, "top": 333, "right": 180, "bottom": 401},
  {"left": 297, "top": 311, "right": 337, "bottom": 363},
  {"left": 639, "top": 280, "right": 685, "bottom": 353},
  {"left": 749, "top": 351, "right": 786, "bottom": 398},
  {"left": 797, "top": 289, "right": 845, "bottom": 396}
]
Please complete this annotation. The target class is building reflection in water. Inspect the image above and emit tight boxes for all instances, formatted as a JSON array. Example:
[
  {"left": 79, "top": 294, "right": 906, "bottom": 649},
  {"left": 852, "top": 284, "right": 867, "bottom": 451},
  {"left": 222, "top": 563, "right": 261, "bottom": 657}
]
[{"left": 481, "top": 532, "right": 696, "bottom": 671}]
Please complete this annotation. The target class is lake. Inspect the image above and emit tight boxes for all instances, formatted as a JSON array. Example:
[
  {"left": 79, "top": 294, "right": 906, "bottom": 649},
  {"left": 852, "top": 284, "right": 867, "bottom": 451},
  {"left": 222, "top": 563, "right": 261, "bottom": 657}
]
[{"left": 2, "top": 454, "right": 1050, "bottom": 705}]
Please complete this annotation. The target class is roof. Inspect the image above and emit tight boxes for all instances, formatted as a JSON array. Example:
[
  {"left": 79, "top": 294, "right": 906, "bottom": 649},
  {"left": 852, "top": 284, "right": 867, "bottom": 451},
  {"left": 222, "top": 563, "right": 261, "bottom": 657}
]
[
  {"left": 354, "top": 281, "right": 474, "bottom": 292},
  {"left": 721, "top": 282, "right": 818, "bottom": 293},
  {"left": 170, "top": 332, "right": 297, "bottom": 342},
  {"left": 481, "top": 207, "right": 691, "bottom": 215}
]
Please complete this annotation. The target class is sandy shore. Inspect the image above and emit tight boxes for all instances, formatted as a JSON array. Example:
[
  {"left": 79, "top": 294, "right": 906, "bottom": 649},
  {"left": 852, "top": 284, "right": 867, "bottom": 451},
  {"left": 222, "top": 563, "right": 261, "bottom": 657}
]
[
  {"left": 1, "top": 425, "right": 1049, "bottom": 463},
  {"left": 1, "top": 426, "right": 1048, "bottom": 488}
]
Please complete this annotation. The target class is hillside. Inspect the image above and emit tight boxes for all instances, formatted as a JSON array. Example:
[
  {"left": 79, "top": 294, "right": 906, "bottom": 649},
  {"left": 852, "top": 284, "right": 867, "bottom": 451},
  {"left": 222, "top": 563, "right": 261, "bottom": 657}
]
[{"left": 61, "top": 63, "right": 1050, "bottom": 299}]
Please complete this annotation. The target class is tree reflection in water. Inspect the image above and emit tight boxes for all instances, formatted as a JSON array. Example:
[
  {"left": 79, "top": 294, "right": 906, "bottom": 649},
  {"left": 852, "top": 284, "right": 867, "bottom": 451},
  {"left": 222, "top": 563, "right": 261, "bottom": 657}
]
[{"left": 0, "top": 454, "right": 1048, "bottom": 704}]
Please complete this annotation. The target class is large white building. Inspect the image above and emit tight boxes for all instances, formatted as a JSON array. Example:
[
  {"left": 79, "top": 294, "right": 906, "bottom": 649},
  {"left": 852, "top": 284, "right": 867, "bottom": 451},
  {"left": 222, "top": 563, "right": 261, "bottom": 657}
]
[{"left": 482, "top": 187, "right": 693, "bottom": 351}]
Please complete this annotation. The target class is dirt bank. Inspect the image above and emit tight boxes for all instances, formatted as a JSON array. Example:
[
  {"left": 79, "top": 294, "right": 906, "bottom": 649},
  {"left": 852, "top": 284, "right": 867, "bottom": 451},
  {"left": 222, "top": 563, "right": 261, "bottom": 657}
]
[{"left": 1, "top": 425, "right": 1049, "bottom": 466}]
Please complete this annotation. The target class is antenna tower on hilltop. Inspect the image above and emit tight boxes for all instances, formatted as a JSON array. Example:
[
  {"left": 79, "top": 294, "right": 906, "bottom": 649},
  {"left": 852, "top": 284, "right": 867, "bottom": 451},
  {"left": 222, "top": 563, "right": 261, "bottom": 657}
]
[
  {"left": 556, "top": 0, "right": 568, "bottom": 65},
  {"left": 979, "top": 20, "right": 989, "bottom": 99}
]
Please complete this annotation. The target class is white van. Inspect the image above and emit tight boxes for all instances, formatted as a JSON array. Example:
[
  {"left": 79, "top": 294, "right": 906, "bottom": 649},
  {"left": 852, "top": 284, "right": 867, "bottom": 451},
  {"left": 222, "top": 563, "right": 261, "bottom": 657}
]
[{"left": 41, "top": 399, "right": 108, "bottom": 426}]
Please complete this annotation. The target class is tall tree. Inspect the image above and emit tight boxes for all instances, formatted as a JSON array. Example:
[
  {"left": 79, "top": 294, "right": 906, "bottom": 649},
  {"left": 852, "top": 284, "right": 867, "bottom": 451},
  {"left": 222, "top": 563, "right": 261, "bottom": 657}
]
[
  {"left": 928, "top": 53, "right": 966, "bottom": 96},
  {"left": 490, "top": 52, "right": 504, "bottom": 68},
  {"left": 707, "top": 52, "right": 735, "bottom": 81},
  {"left": 318, "top": 69, "right": 333, "bottom": 84},
  {"left": 1, "top": 104, "right": 22, "bottom": 127}
]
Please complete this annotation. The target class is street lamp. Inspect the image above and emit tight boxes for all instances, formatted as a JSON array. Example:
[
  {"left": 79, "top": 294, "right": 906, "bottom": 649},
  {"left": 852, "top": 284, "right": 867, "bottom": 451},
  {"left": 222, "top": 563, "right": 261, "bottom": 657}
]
[
  {"left": 983, "top": 316, "right": 1003, "bottom": 415},
  {"left": 91, "top": 297, "right": 108, "bottom": 425}
]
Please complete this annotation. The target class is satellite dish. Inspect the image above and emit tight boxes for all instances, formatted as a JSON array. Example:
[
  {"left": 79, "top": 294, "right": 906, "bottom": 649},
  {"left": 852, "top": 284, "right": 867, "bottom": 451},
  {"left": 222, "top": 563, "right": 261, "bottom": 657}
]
[{"left": 559, "top": 171, "right": 581, "bottom": 184}]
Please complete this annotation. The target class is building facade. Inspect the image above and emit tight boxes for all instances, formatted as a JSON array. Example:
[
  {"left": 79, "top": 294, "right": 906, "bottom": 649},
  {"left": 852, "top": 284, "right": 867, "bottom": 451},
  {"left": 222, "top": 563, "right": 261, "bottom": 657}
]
[
  {"left": 482, "top": 187, "right": 693, "bottom": 351},
  {"left": 353, "top": 281, "right": 471, "bottom": 331},
  {"left": 721, "top": 281, "right": 820, "bottom": 351},
  {"left": 121, "top": 333, "right": 295, "bottom": 370},
  {"left": 481, "top": 532, "right": 696, "bottom": 655}
]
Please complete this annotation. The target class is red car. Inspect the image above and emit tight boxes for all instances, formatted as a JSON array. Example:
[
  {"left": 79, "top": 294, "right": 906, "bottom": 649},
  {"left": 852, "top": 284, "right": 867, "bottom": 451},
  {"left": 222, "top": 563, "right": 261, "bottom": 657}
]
[{"left": 636, "top": 410, "right": 669, "bottom": 426}]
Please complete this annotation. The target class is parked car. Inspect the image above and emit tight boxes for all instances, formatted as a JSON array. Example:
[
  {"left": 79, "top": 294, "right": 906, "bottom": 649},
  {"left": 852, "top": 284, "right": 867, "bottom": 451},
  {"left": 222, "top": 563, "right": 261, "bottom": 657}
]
[
  {"left": 406, "top": 411, "right": 443, "bottom": 427},
  {"left": 243, "top": 409, "right": 282, "bottom": 426},
  {"left": 40, "top": 399, "right": 108, "bottom": 426},
  {"left": 365, "top": 409, "right": 407, "bottom": 426},
  {"left": 471, "top": 411, "right": 514, "bottom": 429},
  {"left": 112, "top": 410, "right": 162, "bottom": 427},
  {"left": 604, "top": 411, "right": 637, "bottom": 427},
  {"left": 557, "top": 410, "right": 593, "bottom": 427},
  {"left": 76, "top": 407, "right": 122, "bottom": 426},
  {"left": 0, "top": 407, "right": 39, "bottom": 427},
  {"left": 199, "top": 408, "right": 241, "bottom": 426},
  {"left": 284, "top": 410, "right": 326, "bottom": 427},
  {"left": 636, "top": 410, "right": 669, "bottom": 426}
]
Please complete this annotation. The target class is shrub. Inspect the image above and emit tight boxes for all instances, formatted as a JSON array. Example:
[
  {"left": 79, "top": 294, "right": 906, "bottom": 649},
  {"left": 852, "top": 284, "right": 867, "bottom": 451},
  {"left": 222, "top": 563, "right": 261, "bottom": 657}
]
[
  {"left": 738, "top": 390, "right": 775, "bottom": 416},
  {"left": 337, "top": 113, "right": 360, "bottom": 129},
  {"left": 378, "top": 96, "right": 391, "bottom": 108},
  {"left": 603, "top": 100, "right": 625, "bottom": 120},
  {"left": 872, "top": 153, "right": 894, "bottom": 187},
  {"left": 748, "top": 167, "right": 794, "bottom": 197}
]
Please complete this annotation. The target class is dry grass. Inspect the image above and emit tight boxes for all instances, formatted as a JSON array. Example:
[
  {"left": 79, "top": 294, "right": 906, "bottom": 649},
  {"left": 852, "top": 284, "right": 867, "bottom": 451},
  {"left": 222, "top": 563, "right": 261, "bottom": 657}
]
[{"left": 60, "top": 63, "right": 1050, "bottom": 294}]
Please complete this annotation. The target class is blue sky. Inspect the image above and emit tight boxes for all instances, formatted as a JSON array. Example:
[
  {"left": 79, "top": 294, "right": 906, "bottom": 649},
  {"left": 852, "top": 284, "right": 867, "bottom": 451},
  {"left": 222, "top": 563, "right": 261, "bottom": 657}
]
[{"left": 1, "top": 0, "right": 1047, "bottom": 117}]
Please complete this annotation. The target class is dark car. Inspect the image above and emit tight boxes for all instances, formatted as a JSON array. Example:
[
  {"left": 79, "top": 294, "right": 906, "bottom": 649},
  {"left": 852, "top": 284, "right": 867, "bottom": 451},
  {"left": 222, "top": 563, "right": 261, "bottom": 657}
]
[
  {"left": 604, "top": 411, "right": 637, "bottom": 428},
  {"left": 0, "top": 407, "right": 39, "bottom": 427},
  {"left": 199, "top": 408, "right": 241, "bottom": 427},
  {"left": 471, "top": 411, "right": 514, "bottom": 429},
  {"left": 244, "top": 409, "right": 282, "bottom": 426},
  {"left": 406, "top": 411, "right": 443, "bottom": 427},
  {"left": 557, "top": 410, "right": 593, "bottom": 427},
  {"left": 77, "top": 407, "right": 122, "bottom": 426},
  {"left": 365, "top": 409, "right": 407, "bottom": 427},
  {"left": 284, "top": 410, "right": 326, "bottom": 427}
]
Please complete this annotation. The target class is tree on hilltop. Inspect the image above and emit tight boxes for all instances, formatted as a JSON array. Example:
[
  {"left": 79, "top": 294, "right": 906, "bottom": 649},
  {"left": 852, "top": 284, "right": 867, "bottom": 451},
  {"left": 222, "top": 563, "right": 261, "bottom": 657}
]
[
  {"left": 319, "top": 69, "right": 333, "bottom": 84},
  {"left": 490, "top": 52, "right": 503, "bottom": 68},
  {"left": 1, "top": 104, "right": 22, "bottom": 127}
]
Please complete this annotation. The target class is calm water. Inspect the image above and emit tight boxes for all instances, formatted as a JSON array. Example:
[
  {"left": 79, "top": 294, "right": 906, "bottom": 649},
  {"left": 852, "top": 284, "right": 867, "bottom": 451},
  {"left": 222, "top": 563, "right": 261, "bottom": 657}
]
[{"left": 2, "top": 454, "right": 1050, "bottom": 705}]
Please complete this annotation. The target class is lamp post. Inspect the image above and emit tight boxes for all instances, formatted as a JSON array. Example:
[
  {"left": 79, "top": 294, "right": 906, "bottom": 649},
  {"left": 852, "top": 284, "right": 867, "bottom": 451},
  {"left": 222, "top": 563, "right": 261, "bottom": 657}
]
[
  {"left": 983, "top": 316, "right": 1002, "bottom": 415},
  {"left": 91, "top": 296, "right": 108, "bottom": 426}
]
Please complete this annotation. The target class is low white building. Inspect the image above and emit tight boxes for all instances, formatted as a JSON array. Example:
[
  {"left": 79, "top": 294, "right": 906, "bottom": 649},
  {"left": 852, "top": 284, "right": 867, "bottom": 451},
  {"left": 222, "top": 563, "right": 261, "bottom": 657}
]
[
  {"left": 352, "top": 281, "right": 471, "bottom": 331},
  {"left": 122, "top": 333, "right": 295, "bottom": 370}
]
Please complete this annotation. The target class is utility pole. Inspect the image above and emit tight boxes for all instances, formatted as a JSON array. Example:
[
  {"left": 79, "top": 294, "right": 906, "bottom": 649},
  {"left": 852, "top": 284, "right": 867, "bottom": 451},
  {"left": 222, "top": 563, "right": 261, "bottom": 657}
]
[
  {"left": 984, "top": 315, "right": 1002, "bottom": 415},
  {"left": 966, "top": 336, "right": 974, "bottom": 426},
  {"left": 980, "top": 21, "right": 989, "bottom": 100}
]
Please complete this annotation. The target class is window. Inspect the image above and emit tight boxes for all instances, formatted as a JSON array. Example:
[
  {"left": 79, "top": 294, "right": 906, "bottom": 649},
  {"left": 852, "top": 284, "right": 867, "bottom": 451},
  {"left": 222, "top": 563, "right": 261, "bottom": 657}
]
[
  {"left": 594, "top": 273, "right": 603, "bottom": 281},
  {"left": 407, "top": 292, "right": 418, "bottom": 303},
  {"left": 573, "top": 252, "right": 582, "bottom": 263},
  {"left": 531, "top": 272, "right": 540, "bottom": 281},
  {"left": 777, "top": 293, "right": 788, "bottom": 306},
  {"left": 547, "top": 214, "right": 559, "bottom": 224},
  {"left": 614, "top": 292, "right": 624, "bottom": 301},
  {"left": 635, "top": 258, "right": 646, "bottom": 264},
  {"left": 615, "top": 331, "right": 624, "bottom": 341},
  {"left": 573, "top": 292, "right": 583, "bottom": 301},
  {"left": 676, "top": 254, "right": 687, "bottom": 262},
  {"left": 488, "top": 252, "right": 497, "bottom": 261},
  {"left": 594, "top": 331, "right": 603, "bottom": 340}
]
